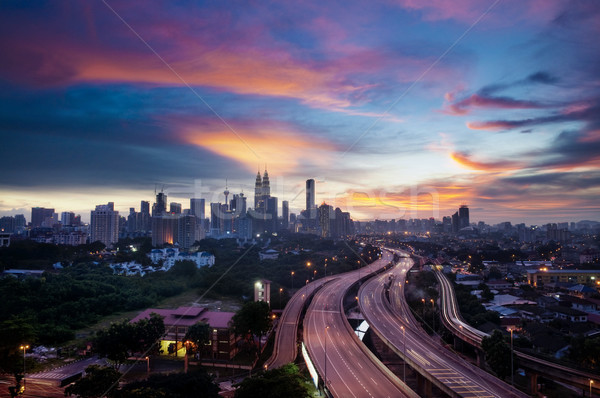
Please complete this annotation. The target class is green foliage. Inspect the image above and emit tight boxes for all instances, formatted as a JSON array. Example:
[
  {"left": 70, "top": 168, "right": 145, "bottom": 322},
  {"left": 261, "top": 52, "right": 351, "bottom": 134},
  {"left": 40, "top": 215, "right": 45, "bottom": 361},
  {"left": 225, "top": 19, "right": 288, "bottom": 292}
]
[
  {"left": 93, "top": 314, "right": 165, "bottom": 368},
  {"left": 234, "top": 363, "right": 311, "bottom": 398},
  {"left": 481, "top": 330, "right": 517, "bottom": 380},
  {"left": 116, "top": 368, "right": 219, "bottom": 398},
  {"left": 0, "top": 261, "right": 192, "bottom": 348},
  {"left": 568, "top": 335, "right": 600, "bottom": 370},
  {"left": 232, "top": 301, "right": 272, "bottom": 351},
  {"left": 183, "top": 322, "right": 210, "bottom": 357},
  {"left": 64, "top": 365, "right": 121, "bottom": 398}
]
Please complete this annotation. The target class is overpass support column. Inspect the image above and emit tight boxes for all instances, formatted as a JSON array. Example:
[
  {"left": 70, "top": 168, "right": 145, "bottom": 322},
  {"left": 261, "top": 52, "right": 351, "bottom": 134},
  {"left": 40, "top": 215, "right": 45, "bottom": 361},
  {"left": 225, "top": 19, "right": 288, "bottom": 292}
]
[
  {"left": 528, "top": 372, "right": 538, "bottom": 396},
  {"left": 475, "top": 348, "right": 485, "bottom": 368},
  {"left": 416, "top": 374, "right": 432, "bottom": 398}
]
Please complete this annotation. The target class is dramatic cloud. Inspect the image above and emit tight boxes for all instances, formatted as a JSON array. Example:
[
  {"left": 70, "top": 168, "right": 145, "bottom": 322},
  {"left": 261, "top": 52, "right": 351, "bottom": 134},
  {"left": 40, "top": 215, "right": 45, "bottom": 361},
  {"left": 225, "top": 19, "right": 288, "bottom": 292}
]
[
  {"left": 0, "top": 1, "right": 599, "bottom": 223},
  {"left": 446, "top": 93, "right": 547, "bottom": 115}
]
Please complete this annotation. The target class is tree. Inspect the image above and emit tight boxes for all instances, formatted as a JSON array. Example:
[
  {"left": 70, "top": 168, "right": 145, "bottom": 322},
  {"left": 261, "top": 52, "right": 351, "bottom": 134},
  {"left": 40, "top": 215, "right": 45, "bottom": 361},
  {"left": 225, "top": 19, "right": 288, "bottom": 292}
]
[
  {"left": 184, "top": 322, "right": 211, "bottom": 358},
  {"left": 232, "top": 301, "right": 272, "bottom": 352},
  {"left": 94, "top": 321, "right": 133, "bottom": 369},
  {"left": 116, "top": 368, "right": 219, "bottom": 398},
  {"left": 234, "top": 363, "right": 312, "bottom": 398},
  {"left": 133, "top": 313, "right": 165, "bottom": 356},
  {"left": 64, "top": 365, "right": 121, "bottom": 398},
  {"left": 568, "top": 335, "right": 600, "bottom": 370},
  {"left": 481, "top": 330, "right": 517, "bottom": 380},
  {"left": 94, "top": 315, "right": 165, "bottom": 369}
]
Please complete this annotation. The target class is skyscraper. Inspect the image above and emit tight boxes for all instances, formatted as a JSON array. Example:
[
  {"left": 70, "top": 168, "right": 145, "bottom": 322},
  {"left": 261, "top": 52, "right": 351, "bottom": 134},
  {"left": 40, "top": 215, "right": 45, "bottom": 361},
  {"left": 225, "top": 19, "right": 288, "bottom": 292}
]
[
  {"left": 90, "top": 203, "right": 119, "bottom": 246},
  {"left": 152, "top": 191, "right": 167, "bottom": 216},
  {"left": 459, "top": 205, "right": 470, "bottom": 229},
  {"left": 170, "top": 202, "right": 182, "bottom": 214},
  {"left": 61, "top": 212, "right": 75, "bottom": 226},
  {"left": 190, "top": 198, "right": 205, "bottom": 221},
  {"left": 31, "top": 207, "right": 54, "bottom": 228},
  {"left": 306, "top": 179, "right": 315, "bottom": 212},
  {"left": 281, "top": 200, "right": 289, "bottom": 230}
]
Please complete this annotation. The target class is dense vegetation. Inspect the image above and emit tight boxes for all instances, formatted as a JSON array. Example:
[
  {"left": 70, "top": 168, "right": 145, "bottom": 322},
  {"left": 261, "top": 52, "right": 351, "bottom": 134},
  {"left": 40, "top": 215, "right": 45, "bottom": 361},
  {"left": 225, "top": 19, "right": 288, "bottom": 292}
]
[
  {"left": 234, "top": 363, "right": 313, "bottom": 398},
  {"left": 64, "top": 365, "right": 220, "bottom": 398}
]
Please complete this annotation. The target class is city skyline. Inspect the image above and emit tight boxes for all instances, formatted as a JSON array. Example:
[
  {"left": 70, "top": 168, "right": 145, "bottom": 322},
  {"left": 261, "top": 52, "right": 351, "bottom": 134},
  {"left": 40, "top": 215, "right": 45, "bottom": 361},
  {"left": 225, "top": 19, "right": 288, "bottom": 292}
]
[{"left": 1, "top": 1, "right": 599, "bottom": 224}]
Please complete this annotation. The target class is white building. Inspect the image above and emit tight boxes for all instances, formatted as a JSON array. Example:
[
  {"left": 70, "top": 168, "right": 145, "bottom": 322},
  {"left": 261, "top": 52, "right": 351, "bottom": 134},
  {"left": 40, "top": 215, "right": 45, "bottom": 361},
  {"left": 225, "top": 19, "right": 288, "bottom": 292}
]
[
  {"left": 148, "top": 248, "right": 215, "bottom": 269},
  {"left": 90, "top": 203, "right": 119, "bottom": 246}
]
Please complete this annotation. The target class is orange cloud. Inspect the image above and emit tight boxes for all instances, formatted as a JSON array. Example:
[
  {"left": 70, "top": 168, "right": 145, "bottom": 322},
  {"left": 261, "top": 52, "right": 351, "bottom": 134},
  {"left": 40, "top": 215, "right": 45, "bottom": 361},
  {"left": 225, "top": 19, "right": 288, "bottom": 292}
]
[
  {"left": 450, "top": 152, "right": 523, "bottom": 172},
  {"left": 181, "top": 120, "right": 338, "bottom": 173}
]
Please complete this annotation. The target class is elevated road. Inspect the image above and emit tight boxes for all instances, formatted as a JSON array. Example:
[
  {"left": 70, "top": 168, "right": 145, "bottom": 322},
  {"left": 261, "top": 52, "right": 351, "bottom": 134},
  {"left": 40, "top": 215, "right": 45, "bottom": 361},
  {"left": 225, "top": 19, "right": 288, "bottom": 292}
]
[
  {"left": 304, "top": 251, "right": 417, "bottom": 398},
  {"left": 359, "top": 253, "right": 526, "bottom": 398},
  {"left": 435, "top": 269, "right": 599, "bottom": 395},
  {"left": 265, "top": 276, "right": 335, "bottom": 369}
]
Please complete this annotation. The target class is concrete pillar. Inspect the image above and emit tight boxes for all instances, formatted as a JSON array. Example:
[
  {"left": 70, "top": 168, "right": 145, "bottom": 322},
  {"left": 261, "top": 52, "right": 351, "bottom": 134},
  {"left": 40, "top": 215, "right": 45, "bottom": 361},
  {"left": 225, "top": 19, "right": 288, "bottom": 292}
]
[
  {"left": 529, "top": 372, "right": 538, "bottom": 395},
  {"left": 416, "top": 374, "right": 433, "bottom": 398},
  {"left": 475, "top": 348, "right": 485, "bottom": 368}
]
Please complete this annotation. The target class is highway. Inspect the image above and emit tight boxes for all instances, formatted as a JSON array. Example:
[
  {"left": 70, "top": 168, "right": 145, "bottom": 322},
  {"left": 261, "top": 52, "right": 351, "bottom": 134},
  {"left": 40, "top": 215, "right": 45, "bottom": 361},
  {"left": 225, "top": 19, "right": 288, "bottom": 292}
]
[
  {"left": 359, "top": 252, "right": 526, "bottom": 398},
  {"left": 265, "top": 276, "right": 335, "bottom": 369},
  {"left": 435, "top": 268, "right": 600, "bottom": 395},
  {"left": 304, "top": 250, "right": 418, "bottom": 398}
]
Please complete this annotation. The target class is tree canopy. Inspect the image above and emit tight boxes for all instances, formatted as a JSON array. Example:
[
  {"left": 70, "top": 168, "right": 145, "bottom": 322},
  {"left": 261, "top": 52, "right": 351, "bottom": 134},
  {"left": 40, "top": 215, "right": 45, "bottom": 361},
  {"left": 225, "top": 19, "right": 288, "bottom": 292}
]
[
  {"left": 94, "top": 313, "right": 165, "bottom": 369},
  {"left": 64, "top": 365, "right": 121, "bottom": 398},
  {"left": 481, "top": 330, "right": 517, "bottom": 380},
  {"left": 234, "top": 363, "right": 312, "bottom": 398},
  {"left": 115, "top": 368, "right": 219, "bottom": 398},
  {"left": 232, "top": 301, "right": 272, "bottom": 351}
]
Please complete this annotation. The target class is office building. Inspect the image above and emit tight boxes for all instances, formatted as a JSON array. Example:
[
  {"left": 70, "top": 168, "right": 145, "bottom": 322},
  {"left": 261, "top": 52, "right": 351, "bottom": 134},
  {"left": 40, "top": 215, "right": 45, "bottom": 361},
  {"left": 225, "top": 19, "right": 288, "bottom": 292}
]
[
  {"left": 190, "top": 198, "right": 205, "bottom": 221},
  {"left": 281, "top": 200, "right": 289, "bottom": 230},
  {"left": 153, "top": 191, "right": 167, "bottom": 216},
  {"left": 31, "top": 207, "right": 55, "bottom": 228},
  {"left": 90, "top": 203, "right": 119, "bottom": 246},
  {"left": 170, "top": 202, "right": 182, "bottom": 214}
]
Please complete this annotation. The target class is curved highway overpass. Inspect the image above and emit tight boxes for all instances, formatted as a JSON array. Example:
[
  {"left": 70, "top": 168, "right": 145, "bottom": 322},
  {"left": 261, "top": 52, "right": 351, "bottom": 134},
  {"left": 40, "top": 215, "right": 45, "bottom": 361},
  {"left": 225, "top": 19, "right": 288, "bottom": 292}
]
[
  {"left": 435, "top": 269, "right": 599, "bottom": 395},
  {"left": 359, "top": 252, "right": 526, "bottom": 398},
  {"left": 304, "top": 250, "right": 418, "bottom": 398}
]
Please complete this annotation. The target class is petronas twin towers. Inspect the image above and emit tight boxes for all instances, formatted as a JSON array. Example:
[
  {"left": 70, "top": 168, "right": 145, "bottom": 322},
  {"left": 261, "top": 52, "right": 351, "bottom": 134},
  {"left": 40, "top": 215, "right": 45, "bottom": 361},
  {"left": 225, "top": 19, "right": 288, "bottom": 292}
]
[{"left": 254, "top": 168, "right": 271, "bottom": 211}]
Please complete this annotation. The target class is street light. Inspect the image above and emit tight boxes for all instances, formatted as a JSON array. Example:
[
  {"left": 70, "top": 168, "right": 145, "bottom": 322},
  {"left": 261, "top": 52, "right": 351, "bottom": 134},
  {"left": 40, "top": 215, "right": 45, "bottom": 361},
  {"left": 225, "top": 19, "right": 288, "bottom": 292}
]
[
  {"left": 145, "top": 356, "right": 150, "bottom": 378},
  {"left": 279, "top": 288, "right": 283, "bottom": 308},
  {"left": 20, "top": 345, "right": 29, "bottom": 390},
  {"left": 590, "top": 380, "right": 594, "bottom": 397},
  {"left": 291, "top": 271, "right": 295, "bottom": 290}
]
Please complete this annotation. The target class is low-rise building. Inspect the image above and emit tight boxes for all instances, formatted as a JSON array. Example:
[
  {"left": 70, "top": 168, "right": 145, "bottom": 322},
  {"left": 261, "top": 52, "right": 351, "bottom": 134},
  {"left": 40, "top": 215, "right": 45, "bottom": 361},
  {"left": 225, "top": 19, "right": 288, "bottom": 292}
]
[
  {"left": 131, "top": 306, "right": 239, "bottom": 361},
  {"left": 527, "top": 269, "right": 600, "bottom": 287},
  {"left": 148, "top": 248, "right": 215, "bottom": 269}
]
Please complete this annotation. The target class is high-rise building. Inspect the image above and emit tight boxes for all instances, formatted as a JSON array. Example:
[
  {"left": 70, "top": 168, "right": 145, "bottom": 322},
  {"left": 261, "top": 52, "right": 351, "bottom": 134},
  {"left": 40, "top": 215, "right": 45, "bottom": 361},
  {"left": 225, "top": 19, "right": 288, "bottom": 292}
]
[
  {"left": 281, "top": 200, "right": 289, "bottom": 230},
  {"left": 61, "top": 211, "right": 75, "bottom": 226},
  {"left": 190, "top": 198, "right": 205, "bottom": 221},
  {"left": 170, "top": 202, "right": 182, "bottom": 214},
  {"left": 0, "top": 216, "right": 16, "bottom": 233},
  {"left": 14, "top": 214, "right": 26, "bottom": 229},
  {"left": 153, "top": 191, "right": 167, "bottom": 216},
  {"left": 254, "top": 169, "right": 271, "bottom": 211},
  {"left": 230, "top": 194, "right": 247, "bottom": 217},
  {"left": 306, "top": 179, "right": 315, "bottom": 211},
  {"left": 318, "top": 203, "right": 333, "bottom": 238},
  {"left": 31, "top": 207, "right": 55, "bottom": 228},
  {"left": 459, "top": 205, "right": 469, "bottom": 229},
  {"left": 90, "top": 203, "right": 119, "bottom": 246},
  {"left": 266, "top": 197, "right": 278, "bottom": 234}
]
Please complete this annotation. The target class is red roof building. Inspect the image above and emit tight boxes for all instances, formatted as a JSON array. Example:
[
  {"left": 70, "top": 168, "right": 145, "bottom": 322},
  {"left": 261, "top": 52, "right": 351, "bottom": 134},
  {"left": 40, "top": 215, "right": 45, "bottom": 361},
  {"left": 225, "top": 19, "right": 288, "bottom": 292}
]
[{"left": 131, "top": 306, "right": 239, "bottom": 360}]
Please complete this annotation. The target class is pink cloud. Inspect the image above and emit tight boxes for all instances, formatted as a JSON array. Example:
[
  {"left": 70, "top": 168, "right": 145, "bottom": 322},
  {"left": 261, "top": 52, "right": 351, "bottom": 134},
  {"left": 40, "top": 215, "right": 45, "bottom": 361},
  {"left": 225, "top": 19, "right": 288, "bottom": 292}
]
[{"left": 445, "top": 93, "right": 547, "bottom": 115}]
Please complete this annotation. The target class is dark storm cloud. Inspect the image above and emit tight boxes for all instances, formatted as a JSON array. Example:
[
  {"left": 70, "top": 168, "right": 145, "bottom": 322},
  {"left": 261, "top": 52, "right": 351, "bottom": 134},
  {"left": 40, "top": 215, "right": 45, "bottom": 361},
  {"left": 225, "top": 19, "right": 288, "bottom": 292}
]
[
  {"left": 0, "top": 83, "right": 248, "bottom": 188},
  {"left": 477, "top": 71, "right": 560, "bottom": 97},
  {"left": 501, "top": 171, "right": 600, "bottom": 190}
]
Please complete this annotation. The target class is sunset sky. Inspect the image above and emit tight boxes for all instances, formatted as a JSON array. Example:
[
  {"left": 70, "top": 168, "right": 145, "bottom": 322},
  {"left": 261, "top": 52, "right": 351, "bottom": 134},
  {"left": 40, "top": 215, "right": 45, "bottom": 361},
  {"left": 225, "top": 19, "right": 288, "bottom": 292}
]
[{"left": 1, "top": 1, "right": 599, "bottom": 224}]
